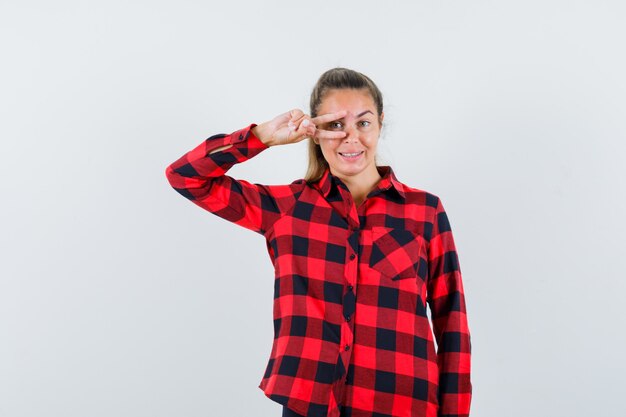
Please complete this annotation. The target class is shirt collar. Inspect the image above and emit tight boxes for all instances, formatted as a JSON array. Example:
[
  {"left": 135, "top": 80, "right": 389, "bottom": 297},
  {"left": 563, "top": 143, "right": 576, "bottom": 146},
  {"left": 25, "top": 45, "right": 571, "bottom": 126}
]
[{"left": 314, "top": 165, "right": 406, "bottom": 200}]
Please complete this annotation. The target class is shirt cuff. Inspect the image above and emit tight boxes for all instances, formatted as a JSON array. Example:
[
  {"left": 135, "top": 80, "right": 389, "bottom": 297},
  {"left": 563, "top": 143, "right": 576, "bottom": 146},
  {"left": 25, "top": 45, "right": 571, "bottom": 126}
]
[{"left": 229, "top": 123, "right": 269, "bottom": 150}]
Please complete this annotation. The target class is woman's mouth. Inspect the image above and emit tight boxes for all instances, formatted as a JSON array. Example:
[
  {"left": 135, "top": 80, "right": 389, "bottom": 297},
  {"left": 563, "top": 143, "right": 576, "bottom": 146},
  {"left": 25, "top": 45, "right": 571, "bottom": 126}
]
[{"left": 338, "top": 151, "right": 364, "bottom": 160}]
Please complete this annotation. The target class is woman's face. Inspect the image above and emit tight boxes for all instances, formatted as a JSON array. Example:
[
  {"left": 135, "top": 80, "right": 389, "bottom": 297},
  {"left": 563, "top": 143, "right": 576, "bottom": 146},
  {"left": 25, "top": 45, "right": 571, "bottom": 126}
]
[{"left": 315, "top": 88, "right": 383, "bottom": 182}]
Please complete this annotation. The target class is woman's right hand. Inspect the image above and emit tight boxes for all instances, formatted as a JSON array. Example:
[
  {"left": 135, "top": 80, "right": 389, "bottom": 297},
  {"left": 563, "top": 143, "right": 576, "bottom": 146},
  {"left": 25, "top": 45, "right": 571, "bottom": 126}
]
[{"left": 252, "top": 109, "right": 348, "bottom": 147}]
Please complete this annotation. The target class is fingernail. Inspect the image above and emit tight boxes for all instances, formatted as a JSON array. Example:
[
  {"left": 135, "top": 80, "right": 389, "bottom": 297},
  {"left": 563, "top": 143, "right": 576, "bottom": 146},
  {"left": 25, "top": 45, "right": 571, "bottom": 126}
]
[{"left": 302, "top": 119, "right": 310, "bottom": 127}]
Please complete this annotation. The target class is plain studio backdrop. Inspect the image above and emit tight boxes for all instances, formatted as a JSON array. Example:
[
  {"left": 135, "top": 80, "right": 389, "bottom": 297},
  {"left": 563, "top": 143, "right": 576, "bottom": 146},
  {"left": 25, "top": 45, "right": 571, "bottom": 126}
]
[{"left": 1, "top": 1, "right": 624, "bottom": 416}]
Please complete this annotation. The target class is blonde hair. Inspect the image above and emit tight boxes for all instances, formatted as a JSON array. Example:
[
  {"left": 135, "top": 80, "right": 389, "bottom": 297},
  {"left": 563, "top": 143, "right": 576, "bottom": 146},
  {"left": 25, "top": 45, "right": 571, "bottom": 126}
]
[{"left": 305, "top": 68, "right": 384, "bottom": 183}]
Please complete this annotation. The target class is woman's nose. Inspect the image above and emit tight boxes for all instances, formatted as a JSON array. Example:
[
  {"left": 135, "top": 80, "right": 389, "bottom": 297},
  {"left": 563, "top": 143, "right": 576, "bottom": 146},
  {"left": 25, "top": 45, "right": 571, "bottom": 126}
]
[{"left": 343, "top": 125, "right": 357, "bottom": 141}]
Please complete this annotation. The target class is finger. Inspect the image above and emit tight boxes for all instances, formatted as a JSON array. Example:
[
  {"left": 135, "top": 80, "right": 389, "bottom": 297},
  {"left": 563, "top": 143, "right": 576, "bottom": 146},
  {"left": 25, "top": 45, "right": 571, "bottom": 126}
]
[
  {"left": 311, "top": 110, "right": 347, "bottom": 125},
  {"left": 289, "top": 109, "right": 304, "bottom": 120},
  {"left": 315, "top": 129, "right": 347, "bottom": 140},
  {"left": 295, "top": 116, "right": 315, "bottom": 132},
  {"left": 295, "top": 121, "right": 314, "bottom": 141},
  {"left": 290, "top": 111, "right": 307, "bottom": 129},
  {"left": 289, "top": 113, "right": 308, "bottom": 131},
  {"left": 286, "top": 110, "right": 304, "bottom": 129},
  {"left": 303, "top": 120, "right": 317, "bottom": 137},
  {"left": 274, "top": 109, "right": 296, "bottom": 126}
]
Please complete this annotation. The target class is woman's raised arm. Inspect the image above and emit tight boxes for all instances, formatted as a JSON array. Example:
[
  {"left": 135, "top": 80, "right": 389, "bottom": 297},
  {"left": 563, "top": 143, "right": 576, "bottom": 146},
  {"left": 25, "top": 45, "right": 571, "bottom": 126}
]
[{"left": 165, "top": 109, "right": 347, "bottom": 235}]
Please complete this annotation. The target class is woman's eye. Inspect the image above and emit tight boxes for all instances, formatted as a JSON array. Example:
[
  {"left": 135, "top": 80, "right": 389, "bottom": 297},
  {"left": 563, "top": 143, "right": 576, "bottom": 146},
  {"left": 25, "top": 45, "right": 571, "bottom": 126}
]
[
  {"left": 359, "top": 121, "right": 371, "bottom": 127},
  {"left": 329, "top": 121, "right": 343, "bottom": 129}
]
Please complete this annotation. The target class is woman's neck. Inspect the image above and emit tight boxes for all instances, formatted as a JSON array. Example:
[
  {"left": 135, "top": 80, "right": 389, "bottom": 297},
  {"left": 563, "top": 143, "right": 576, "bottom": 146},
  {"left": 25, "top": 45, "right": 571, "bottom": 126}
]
[{"left": 333, "top": 166, "right": 382, "bottom": 207}]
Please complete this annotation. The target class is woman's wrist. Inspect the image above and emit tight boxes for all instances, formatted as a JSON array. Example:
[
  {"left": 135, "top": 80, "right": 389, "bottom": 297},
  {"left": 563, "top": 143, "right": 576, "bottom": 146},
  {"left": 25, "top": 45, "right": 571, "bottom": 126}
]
[{"left": 252, "top": 123, "right": 274, "bottom": 147}]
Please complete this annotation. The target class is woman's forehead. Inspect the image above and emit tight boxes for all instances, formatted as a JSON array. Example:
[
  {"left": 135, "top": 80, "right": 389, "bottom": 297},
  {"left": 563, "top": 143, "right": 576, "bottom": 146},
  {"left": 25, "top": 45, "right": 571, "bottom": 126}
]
[{"left": 319, "top": 89, "right": 376, "bottom": 113}]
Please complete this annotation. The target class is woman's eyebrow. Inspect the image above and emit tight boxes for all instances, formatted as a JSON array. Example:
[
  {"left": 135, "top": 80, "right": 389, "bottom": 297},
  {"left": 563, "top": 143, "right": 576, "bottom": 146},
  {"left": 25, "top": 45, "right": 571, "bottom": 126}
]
[{"left": 333, "top": 110, "right": 374, "bottom": 121}]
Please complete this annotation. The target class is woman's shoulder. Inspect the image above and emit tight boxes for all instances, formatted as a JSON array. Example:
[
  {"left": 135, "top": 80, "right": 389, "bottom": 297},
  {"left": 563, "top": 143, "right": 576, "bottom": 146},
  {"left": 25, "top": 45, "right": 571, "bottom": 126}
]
[{"left": 394, "top": 179, "right": 441, "bottom": 209}]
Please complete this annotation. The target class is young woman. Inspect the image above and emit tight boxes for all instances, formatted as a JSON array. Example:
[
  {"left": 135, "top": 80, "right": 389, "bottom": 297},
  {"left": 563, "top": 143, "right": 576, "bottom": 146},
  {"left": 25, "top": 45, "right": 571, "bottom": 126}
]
[{"left": 165, "top": 68, "right": 472, "bottom": 417}]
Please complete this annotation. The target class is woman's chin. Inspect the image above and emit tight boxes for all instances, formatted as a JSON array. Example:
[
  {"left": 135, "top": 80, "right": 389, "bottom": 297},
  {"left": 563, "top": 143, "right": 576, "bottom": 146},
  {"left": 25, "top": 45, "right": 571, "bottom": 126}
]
[{"left": 330, "top": 163, "right": 368, "bottom": 178}]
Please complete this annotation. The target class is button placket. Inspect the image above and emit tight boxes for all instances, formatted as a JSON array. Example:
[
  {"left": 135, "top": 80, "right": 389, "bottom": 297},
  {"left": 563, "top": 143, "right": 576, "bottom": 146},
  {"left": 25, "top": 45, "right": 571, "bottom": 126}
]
[{"left": 342, "top": 283, "right": 356, "bottom": 322}]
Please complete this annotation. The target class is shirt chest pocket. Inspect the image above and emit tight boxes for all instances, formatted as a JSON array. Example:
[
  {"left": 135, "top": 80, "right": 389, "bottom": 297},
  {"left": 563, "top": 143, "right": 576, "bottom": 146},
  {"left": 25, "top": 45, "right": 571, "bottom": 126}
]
[{"left": 368, "top": 226, "right": 427, "bottom": 282}]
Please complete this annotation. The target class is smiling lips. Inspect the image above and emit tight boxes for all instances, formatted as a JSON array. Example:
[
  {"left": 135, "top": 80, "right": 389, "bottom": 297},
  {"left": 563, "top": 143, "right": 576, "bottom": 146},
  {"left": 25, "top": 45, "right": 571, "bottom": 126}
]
[{"left": 338, "top": 151, "right": 364, "bottom": 160}]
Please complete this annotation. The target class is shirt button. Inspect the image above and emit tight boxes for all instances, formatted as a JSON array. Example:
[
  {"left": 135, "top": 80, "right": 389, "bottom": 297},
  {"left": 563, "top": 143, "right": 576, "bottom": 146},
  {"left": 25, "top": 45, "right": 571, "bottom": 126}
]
[
  {"left": 344, "top": 345, "right": 350, "bottom": 351},
  {"left": 348, "top": 285, "right": 353, "bottom": 291},
  {"left": 349, "top": 253, "right": 356, "bottom": 260},
  {"left": 346, "top": 315, "right": 351, "bottom": 322}
]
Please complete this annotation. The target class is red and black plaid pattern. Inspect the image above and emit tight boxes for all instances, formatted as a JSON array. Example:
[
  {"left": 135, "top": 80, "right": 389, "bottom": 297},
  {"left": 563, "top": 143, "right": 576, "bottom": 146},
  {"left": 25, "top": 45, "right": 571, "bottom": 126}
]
[{"left": 165, "top": 124, "right": 472, "bottom": 417}]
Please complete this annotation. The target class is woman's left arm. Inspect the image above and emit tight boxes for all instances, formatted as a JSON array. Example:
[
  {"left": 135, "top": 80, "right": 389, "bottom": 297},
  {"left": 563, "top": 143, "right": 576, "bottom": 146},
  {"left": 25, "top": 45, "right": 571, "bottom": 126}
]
[{"left": 426, "top": 196, "right": 472, "bottom": 417}]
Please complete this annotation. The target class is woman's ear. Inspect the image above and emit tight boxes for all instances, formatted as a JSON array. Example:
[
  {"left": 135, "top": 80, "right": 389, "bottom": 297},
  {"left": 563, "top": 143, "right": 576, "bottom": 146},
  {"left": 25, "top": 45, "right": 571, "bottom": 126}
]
[{"left": 379, "top": 111, "right": 385, "bottom": 127}]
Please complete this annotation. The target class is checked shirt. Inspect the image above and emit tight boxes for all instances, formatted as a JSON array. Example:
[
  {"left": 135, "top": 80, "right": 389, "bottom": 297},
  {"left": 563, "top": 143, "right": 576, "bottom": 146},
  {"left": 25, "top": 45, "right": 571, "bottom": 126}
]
[{"left": 165, "top": 124, "right": 472, "bottom": 417}]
